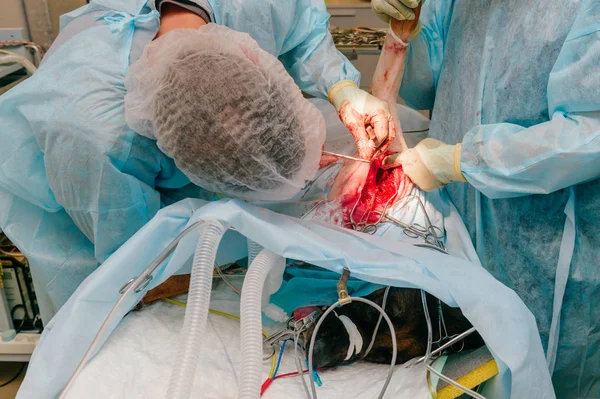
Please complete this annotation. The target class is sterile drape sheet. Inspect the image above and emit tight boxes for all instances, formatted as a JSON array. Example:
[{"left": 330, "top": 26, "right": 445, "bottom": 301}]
[{"left": 17, "top": 196, "right": 554, "bottom": 398}]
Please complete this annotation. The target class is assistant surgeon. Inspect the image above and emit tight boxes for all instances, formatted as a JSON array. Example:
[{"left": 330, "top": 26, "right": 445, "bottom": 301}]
[{"left": 375, "top": 0, "right": 600, "bottom": 396}]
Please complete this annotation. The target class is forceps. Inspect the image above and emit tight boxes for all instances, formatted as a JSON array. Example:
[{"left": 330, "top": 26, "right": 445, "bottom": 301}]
[
  {"left": 381, "top": 213, "right": 445, "bottom": 245},
  {"left": 361, "top": 194, "right": 446, "bottom": 250},
  {"left": 360, "top": 209, "right": 444, "bottom": 246}
]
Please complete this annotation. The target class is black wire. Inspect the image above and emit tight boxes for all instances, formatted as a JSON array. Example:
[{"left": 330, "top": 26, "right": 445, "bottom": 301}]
[
  {"left": 0, "top": 363, "right": 25, "bottom": 388},
  {"left": 10, "top": 304, "right": 24, "bottom": 320},
  {"left": 14, "top": 319, "right": 26, "bottom": 334},
  {"left": 10, "top": 304, "right": 27, "bottom": 333}
]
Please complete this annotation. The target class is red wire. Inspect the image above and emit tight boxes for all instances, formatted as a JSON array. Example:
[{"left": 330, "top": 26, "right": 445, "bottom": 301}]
[
  {"left": 260, "top": 379, "right": 273, "bottom": 396},
  {"left": 260, "top": 370, "right": 312, "bottom": 396},
  {"left": 275, "top": 370, "right": 308, "bottom": 380},
  {"left": 260, "top": 370, "right": 309, "bottom": 396}
]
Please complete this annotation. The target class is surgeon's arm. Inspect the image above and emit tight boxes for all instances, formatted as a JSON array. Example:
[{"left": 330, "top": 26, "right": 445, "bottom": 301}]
[
  {"left": 277, "top": 0, "right": 360, "bottom": 98},
  {"left": 461, "top": 112, "right": 600, "bottom": 199},
  {"left": 460, "top": 26, "right": 600, "bottom": 199}
]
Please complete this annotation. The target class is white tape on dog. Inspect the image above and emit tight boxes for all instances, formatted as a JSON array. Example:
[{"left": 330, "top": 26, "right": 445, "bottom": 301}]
[{"left": 338, "top": 314, "right": 364, "bottom": 361}]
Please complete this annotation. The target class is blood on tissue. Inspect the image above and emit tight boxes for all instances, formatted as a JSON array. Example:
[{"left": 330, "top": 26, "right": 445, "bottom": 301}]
[
  {"left": 383, "top": 40, "right": 408, "bottom": 55},
  {"left": 339, "top": 153, "right": 410, "bottom": 225}
]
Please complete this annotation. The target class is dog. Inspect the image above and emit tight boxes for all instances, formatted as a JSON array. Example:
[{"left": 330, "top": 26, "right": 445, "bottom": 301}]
[{"left": 306, "top": 287, "right": 484, "bottom": 369}]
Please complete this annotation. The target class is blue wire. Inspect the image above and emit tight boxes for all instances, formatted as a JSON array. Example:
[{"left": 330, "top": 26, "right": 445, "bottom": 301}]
[
  {"left": 272, "top": 340, "right": 287, "bottom": 378},
  {"left": 306, "top": 358, "right": 323, "bottom": 387}
]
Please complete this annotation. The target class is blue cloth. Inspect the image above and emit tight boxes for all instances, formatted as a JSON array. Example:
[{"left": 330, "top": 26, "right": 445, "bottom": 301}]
[
  {"left": 0, "top": 0, "right": 359, "bottom": 323},
  {"left": 400, "top": 1, "right": 600, "bottom": 396},
  {"left": 16, "top": 198, "right": 554, "bottom": 399},
  {"left": 271, "top": 264, "right": 384, "bottom": 313}
]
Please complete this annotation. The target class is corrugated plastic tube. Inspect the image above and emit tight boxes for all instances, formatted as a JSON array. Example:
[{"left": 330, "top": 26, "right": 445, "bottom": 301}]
[
  {"left": 238, "top": 249, "right": 285, "bottom": 399},
  {"left": 167, "top": 220, "right": 228, "bottom": 399},
  {"left": 247, "top": 239, "right": 263, "bottom": 267}
]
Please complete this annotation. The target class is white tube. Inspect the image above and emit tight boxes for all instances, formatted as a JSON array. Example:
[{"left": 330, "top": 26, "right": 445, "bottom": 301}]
[
  {"left": 0, "top": 49, "right": 37, "bottom": 75},
  {"left": 247, "top": 238, "right": 263, "bottom": 267},
  {"left": 167, "top": 220, "right": 229, "bottom": 399},
  {"left": 261, "top": 254, "right": 285, "bottom": 306},
  {"left": 249, "top": 239, "right": 287, "bottom": 322},
  {"left": 238, "top": 249, "right": 285, "bottom": 399},
  {"left": 261, "top": 253, "right": 287, "bottom": 323}
]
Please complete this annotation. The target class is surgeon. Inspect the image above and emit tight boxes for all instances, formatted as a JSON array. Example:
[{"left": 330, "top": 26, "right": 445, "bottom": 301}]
[
  {"left": 373, "top": 0, "right": 600, "bottom": 396},
  {"left": 0, "top": 0, "right": 392, "bottom": 324}
]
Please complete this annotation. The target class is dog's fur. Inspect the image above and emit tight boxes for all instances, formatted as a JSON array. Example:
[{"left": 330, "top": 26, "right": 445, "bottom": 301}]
[{"left": 306, "top": 287, "right": 484, "bottom": 369}]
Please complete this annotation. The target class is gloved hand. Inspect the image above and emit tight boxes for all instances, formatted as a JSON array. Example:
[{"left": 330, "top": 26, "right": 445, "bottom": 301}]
[
  {"left": 372, "top": 0, "right": 420, "bottom": 22},
  {"left": 328, "top": 80, "right": 395, "bottom": 160},
  {"left": 382, "top": 138, "right": 466, "bottom": 191}
]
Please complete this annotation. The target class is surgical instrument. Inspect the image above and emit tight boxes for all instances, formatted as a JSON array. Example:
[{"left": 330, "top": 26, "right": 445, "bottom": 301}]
[
  {"left": 421, "top": 291, "right": 487, "bottom": 399},
  {"left": 322, "top": 150, "right": 371, "bottom": 164},
  {"left": 380, "top": 212, "right": 445, "bottom": 245},
  {"left": 406, "top": 326, "right": 478, "bottom": 368}
]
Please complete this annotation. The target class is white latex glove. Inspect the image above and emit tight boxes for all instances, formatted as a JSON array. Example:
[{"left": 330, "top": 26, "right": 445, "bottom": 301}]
[
  {"left": 372, "top": 0, "right": 420, "bottom": 22},
  {"left": 382, "top": 138, "right": 466, "bottom": 191},
  {"left": 328, "top": 80, "right": 395, "bottom": 160}
]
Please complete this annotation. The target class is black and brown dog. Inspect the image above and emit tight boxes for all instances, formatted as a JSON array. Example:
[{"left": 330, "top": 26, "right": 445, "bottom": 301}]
[
  {"left": 139, "top": 275, "right": 484, "bottom": 369},
  {"left": 306, "top": 287, "right": 485, "bottom": 369}
]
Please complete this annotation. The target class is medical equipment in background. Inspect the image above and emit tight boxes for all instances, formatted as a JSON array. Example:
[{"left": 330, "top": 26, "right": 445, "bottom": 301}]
[
  {"left": 326, "top": 7, "right": 428, "bottom": 119},
  {"left": 0, "top": 268, "right": 14, "bottom": 333},
  {"left": 0, "top": 29, "right": 40, "bottom": 77},
  {"left": 0, "top": 29, "right": 42, "bottom": 95},
  {"left": 327, "top": 1, "right": 387, "bottom": 94},
  {"left": 1, "top": 256, "right": 40, "bottom": 331},
  {"left": 0, "top": 233, "right": 42, "bottom": 362}
]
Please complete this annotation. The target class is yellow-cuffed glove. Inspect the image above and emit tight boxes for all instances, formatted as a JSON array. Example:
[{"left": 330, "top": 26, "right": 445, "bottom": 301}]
[
  {"left": 382, "top": 138, "right": 466, "bottom": 191},
  {"left": 328, "top": 80, "right": 394, "bottom": 160}
]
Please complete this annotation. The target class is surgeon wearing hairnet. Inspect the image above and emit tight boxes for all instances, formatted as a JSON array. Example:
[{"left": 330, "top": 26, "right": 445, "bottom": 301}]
[
  {"left": 151, "top": 1, "right": 394, "bottom": 161},
  {"left": 0, "top": 0, "right": 386, "bottom": 323},
  {"left": 125, "top": 25, "right": 326, "bottom": 201},
  {"left": 376, "top": 0, "right": 600, "bottom": 396}
]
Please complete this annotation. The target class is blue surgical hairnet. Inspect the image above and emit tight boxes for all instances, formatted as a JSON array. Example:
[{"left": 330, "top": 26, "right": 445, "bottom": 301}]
[
  {"left": 125, "top": 25, "right": 326, "bottom": 201},
  {"left": 400, "top": 1, "right": 600, "bottom": 396}
]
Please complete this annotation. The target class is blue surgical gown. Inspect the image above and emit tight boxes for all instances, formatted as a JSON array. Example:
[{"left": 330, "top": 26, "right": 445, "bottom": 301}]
[
  {"left": 0, "top": 0, "right": 360, "bottom": 324},
  {"left": 400, "top": 1, "right": 600, "bottom": 396}
]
